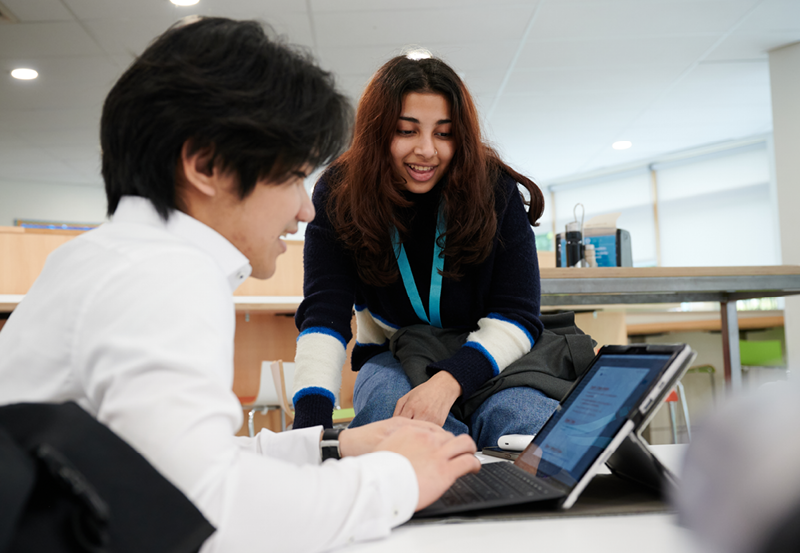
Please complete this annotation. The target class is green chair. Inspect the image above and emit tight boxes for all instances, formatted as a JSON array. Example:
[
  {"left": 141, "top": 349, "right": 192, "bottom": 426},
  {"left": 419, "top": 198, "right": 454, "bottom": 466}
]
[
  {"left": 739, "top": 340, "right": 784, "bottom": 367},
  {"left": 739, "top": 339, "right": 785, "bottom": 388}
]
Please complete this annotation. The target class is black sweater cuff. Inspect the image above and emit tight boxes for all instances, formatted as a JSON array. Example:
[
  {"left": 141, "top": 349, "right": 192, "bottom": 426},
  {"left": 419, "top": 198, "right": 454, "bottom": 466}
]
[
  {"left": 351, "top": 342, "right": 390, "bottom": 372},
  {"left": 428, "top": 345, "right": 497, "bottom": 399},
  {"left": 292, "top": 394, "right": 334, "bottom": 430}
]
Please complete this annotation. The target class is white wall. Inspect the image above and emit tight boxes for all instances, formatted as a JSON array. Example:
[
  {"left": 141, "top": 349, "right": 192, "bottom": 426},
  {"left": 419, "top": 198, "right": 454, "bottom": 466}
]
[
  {"left": 656, "top": 145, "right": 774, "bottom": 267},
  {"left": 543, "top": 138, "right": 778, "bottom": 268},
  {"left": 0, "top": 180, "right": 107, "bottom": 228},
  {"left": 0, "top": 175, "right": 317, "bottom": 237},
  {"left": 770, "top": 41, "right": 800, "bottom": 374}
]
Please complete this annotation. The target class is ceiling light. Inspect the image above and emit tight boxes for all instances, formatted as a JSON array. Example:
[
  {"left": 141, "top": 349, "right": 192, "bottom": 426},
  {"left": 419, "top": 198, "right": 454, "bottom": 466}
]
[
  {"left": 612, "top": 141, "right": 632, "bottom": 150},
  {"left": 405, "top": 49, "right": 432, "bottom": 61},
  {"left": 170, "top": 0, "right": 199, "bottom": 6},
  {"left": 11, "top": 68, "right": 38, "bottom": 80}
]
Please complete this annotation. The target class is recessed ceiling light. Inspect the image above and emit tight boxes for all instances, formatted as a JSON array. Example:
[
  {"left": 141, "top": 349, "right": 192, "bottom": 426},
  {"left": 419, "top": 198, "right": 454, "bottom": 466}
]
[
  {"left": 612, "top": 140, "right": 632, "bottom": 150},
  {"left": 405, "top": 49, "right": 432, "bottom": 61},
  {"left": 11, "top": 68, "right": 38, "bottom": 80},
  {"left": 171, "top": 0, "right": 199, "bottom": 5}
]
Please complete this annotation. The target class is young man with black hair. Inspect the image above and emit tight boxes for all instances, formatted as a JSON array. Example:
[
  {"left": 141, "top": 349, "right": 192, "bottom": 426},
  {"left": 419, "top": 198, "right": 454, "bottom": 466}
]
[{"left": 0, "top": 17, "right": 479, "bottom": 552}]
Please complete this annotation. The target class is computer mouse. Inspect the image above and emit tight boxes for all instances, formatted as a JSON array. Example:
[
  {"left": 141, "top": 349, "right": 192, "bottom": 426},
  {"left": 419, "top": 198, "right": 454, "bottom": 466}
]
[{"left": 497, "top": 434, "right": 535, "bottom": 451}]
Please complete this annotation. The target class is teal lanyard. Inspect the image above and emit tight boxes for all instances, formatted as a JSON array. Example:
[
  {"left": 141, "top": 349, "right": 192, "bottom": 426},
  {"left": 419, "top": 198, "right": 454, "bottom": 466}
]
[{"left": 392, "top": 205, "right": 446, "bottom": 328}]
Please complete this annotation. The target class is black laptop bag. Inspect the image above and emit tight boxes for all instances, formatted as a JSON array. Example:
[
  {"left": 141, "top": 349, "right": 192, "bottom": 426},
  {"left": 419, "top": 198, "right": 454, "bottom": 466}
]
[{"left": 0, "top": 401, "right": 214, "bottom": 553}]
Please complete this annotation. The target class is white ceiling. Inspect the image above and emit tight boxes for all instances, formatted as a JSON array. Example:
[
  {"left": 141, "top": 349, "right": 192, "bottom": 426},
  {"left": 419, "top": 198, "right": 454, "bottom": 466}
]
[{"left": 0, "top": 0, "right": 798, "bottom": 189}]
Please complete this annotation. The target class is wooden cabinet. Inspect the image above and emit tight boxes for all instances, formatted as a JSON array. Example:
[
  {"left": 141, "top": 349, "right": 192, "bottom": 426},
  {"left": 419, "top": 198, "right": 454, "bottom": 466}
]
[
  {"left": 0, "top": 226, "right": 82, "bottom": 294},
  {"left": 0, "top": 227, "right": 342, "bottom": 434}
]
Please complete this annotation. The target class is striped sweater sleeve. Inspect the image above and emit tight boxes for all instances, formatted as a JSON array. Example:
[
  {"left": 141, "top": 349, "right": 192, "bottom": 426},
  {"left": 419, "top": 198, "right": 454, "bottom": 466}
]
[
  {"left": 429, "top": 313, "right": 536, "bottom": 397},
  {"left": 292, "top": 177, "right": 358, "bottom": 429}
]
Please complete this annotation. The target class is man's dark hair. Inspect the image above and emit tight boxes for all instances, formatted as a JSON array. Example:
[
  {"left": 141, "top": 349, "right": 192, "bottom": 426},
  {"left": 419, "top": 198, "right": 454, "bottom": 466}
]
[{"left": 101, "top": 17, "right": 352, "bottom": 219}]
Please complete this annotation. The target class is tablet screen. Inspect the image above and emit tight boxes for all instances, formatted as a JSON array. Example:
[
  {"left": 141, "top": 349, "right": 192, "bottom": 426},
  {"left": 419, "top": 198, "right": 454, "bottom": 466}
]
[{"left": 515, "top": 353, "right": 672, "bottom": 490}]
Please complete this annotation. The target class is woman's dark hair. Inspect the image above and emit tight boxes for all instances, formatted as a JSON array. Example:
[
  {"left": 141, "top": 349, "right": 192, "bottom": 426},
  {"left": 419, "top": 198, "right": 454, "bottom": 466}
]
[
  {"left": 101, "top": 17, "right": 352, "bottom": 220},
  {"left": 326, "top": 54, "right": 544, "bottom": 286}
]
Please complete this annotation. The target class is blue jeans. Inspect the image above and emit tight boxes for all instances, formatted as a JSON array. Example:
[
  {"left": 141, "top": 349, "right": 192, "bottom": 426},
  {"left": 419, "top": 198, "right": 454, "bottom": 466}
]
[{"left": 350, "top": 351, "right": 559, "bottom": 450}]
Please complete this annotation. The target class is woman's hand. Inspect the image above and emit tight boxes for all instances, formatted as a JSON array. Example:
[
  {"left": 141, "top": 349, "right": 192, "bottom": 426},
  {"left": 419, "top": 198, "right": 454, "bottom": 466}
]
[{"left": 392, "top": 371, "right": 462, "bottom": 427}]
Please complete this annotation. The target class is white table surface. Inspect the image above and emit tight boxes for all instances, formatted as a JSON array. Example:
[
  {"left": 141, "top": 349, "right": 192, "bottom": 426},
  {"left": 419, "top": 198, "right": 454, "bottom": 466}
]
[{"left": 338, "top": 444, "right": 703, "bottom": 553}]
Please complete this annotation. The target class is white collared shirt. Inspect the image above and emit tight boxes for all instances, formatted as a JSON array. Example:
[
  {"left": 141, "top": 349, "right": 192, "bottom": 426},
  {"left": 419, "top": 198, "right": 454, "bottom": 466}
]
[{"left": 0, "top": 196, "right": 417, "bottom": 552}]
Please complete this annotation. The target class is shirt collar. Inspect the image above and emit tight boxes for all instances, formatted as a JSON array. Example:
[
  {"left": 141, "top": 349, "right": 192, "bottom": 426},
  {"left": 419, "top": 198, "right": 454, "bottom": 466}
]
[{"left": 111, "top": 196, "right": 252, "bottom": 292}]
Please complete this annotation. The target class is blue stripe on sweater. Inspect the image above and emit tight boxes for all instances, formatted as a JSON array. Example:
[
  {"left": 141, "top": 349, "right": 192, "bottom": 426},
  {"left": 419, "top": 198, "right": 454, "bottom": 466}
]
[
  {"left": 487, "top": 312, "right": 535, "bottom": 346},
  {"left": 297, "top": 327, "right": 347, "bottom": 348},
  {"left": 293, "top": 386, "right": 336, "bottom": 406},
  {"left": 355, "top": 340, "right": 388, "bottom": 348},
  {"left": 355, "top": 304, "right": 399, "bottom": 330},
  {"left": 370, "top": 312, "right": 400, "bottom": 330},
  {"left": 463, "top": 341, "right": 500, "bottom": 376}
]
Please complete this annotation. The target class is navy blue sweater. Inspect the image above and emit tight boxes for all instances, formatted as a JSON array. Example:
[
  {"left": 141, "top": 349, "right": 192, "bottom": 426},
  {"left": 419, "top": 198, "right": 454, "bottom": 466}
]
[{"left": 292, "top": 171, "right": 543, "bottom": 429}]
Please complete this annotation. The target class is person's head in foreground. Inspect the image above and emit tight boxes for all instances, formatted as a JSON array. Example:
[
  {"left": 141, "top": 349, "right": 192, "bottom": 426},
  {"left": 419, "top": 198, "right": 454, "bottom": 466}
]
[
  {"left": 676, "top": 381, "right": 800, "bottom": 553},
  {"left": 326, "top": 51, "right": 544, "bottom": 285},
  {"left": 101, "top": 16, "right": 351, "bottom": 279}
]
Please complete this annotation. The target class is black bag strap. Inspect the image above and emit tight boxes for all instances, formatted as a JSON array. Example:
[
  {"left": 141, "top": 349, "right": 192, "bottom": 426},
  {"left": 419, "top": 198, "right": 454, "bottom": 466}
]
[{"left": 565, "top": 333, "right": 597, "bottom": 377}]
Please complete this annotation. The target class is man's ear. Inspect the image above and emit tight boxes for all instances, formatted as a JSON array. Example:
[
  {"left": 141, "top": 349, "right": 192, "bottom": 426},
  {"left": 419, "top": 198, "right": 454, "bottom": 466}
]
[{"left": 180, "top": 141, "right": 218, "bottom": 198}]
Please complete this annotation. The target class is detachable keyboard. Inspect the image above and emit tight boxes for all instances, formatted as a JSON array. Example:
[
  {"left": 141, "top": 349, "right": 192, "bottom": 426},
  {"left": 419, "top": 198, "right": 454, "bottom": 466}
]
[{"left": 440, "top": 461, "right": 557, "bottom": 506}]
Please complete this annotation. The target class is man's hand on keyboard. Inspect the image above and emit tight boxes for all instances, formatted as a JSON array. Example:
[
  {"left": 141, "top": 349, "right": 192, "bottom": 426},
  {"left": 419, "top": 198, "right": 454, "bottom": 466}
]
[{"left": 375, "top": 423, "right": 481, "bottom": 510}]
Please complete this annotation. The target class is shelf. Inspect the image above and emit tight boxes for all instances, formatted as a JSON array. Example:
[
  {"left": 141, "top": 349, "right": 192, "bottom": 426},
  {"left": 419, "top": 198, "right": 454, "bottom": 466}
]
[
  {"left": 233, "top": 296, "right": 303, "bottom": 313},
  {"left": 626, "top": 310, "right": 784, "bottom": 336},
  {"left": 0, "top": 294, "right": 304, "bottom": 315},
  {"left": 0, "top": 295, "right": 23, "bottom": 312}
]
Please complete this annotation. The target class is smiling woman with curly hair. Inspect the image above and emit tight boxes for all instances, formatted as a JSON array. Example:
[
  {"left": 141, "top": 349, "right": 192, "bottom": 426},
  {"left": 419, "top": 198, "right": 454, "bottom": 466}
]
[{"left": 292, "top": 53, "right": 558, "bottom": 450}]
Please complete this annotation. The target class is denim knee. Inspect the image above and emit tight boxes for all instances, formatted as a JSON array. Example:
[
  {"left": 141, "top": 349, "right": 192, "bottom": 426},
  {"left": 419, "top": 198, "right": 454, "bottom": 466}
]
[
  {"left": 469, "top": 387, "right": 559, "bottom": 450},
  {"left": 350, "top": 352, "right": 411, "bottom": 427}
]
